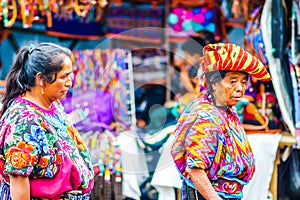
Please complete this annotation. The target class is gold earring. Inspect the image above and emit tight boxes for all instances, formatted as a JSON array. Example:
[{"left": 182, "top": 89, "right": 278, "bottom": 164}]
[{"left": 41, "top": 88, "right": 45, "bottom": 95}]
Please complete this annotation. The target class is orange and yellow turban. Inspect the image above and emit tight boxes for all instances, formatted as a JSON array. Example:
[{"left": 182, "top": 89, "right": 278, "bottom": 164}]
[{"left": 201, "top": 43, "right": 271, "bottom": 81}]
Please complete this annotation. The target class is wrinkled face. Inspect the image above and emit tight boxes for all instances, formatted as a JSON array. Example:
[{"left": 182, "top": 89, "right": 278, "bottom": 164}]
[
  {"left": 212, "top": 71, "right": 248, "bottom": 107},
  {"left": 44, "top": 56, "right": 73, "bottom": 101}
]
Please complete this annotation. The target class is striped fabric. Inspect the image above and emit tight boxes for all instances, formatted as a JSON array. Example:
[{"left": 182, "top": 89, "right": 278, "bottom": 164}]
[
  {"left": 171, "top": 96, "right": 255, "bottom": 199},
  {"left": 201, "top": 43, "right": 271, "bottom": 81}
]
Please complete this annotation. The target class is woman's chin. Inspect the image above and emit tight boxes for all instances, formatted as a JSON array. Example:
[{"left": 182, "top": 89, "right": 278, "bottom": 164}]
[
  {"left": 61, "top": 91, "right": 68, "bottom": 97},
  {"left": 227, "top": 100, "right": 240, "bottom": 107}
]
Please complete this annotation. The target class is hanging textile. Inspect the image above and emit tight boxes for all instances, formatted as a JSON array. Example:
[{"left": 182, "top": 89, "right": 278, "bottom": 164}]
[
  {"left": 82, "top": 129, "right": 122, "bottom": 200},
  {"left": 60, "top": 48, "right": 131, "bottom": 200},
  {"left": 61, "top": 48, "right": 129, "bottom": 131},
  {"left": 46, "top": 0, "right": 109, "bottom": 38},
  {"left": 291, "top": 1, "right": 300, "bottom": 147},
  {"left": 106, "top": 1, "right": 164, "bottom": 40},
  {"left": 290, "top": 60, "right": 300, "bottom": 125},
  {"left": 291, "top": 0, "right": 300, "bottom": 65},
  {"left": 271, "top": 0, "right": 290, "bottom": 59},
  {"left": 132, "top": 49, "right": 167, "bottom": 85},
  {"left": 261, "top": 0, "right": 295, "bottom": 135},
  {"left": 167, "top": 1, "right": 227, "bottom": 41}
]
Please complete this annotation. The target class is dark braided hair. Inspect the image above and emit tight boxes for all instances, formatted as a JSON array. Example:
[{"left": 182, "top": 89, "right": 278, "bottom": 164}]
[{"left": 0, "top": 42, "right": 72, "bottom": 117}]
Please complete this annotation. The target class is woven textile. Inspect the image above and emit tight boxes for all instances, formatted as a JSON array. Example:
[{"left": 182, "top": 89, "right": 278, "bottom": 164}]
[
  {"left": 201, "top": 43, "right": 271, "bottom": 81},
  {"left": 171, "top": 96, "right": 255, "bottom": 199}
]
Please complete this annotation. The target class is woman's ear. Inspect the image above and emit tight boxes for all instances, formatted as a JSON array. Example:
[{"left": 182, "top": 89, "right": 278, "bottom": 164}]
[
  {"left": 212, "top": 82, "right": 217, "bottom": 92},
  {"left": 36, "top": 72, "right": 46, "bottom": 88}
]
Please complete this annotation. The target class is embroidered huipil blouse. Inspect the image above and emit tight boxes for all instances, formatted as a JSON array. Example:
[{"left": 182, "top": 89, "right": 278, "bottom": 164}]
[
  {"left": 171, "top": 97, "right": 255, "bottom": 199},
  {"left": 0, "top": 96, "right": 94, "bottom": 195}
]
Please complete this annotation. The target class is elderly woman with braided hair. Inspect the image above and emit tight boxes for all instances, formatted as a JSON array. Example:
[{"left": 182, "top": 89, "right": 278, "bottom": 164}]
[
  {"left": 171, "top": 43, "right": 272, "bottom": 200},
  {"left": 0, "top": 43, "right": 94, "bottom": 200}
]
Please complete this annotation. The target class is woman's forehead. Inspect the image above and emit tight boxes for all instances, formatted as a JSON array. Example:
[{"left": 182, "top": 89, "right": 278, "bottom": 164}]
[{"left": 224, "top": 71, "right": 247, "bottom": 79}]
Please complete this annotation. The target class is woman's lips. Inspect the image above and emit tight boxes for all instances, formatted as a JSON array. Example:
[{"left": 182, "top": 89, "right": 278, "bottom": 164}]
[{"left": 232, "top": 97, "right": 242, "bottom": 101}]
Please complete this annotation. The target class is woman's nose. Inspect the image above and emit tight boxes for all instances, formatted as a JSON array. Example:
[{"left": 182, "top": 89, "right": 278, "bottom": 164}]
[
  {"left": 65, "top": 77, "right": 72, "bottom": 87},
  {"left": 235, "top": 82, "right": 243, "bottom": 91}
]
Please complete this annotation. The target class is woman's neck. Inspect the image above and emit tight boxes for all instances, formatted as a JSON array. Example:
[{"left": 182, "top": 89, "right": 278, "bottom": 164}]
[
  {"left": 22, "top": 89, "right": 52, "bottom": 110},
  {"left": 213, "top": 99, "right": 233, "bottom": 111}
]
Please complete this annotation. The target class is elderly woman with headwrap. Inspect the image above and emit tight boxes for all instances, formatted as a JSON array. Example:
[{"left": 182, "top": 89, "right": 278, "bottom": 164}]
[{"left": 171, "top": 43, "right": 271, "bottom": 200}]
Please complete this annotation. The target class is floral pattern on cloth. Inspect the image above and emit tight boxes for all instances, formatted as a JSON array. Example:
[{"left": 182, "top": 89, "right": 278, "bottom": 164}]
[
  {"left": 171, "top": 96, "right": 255, "bottom": 199},
  {"left": 0, "top": 96, "right": 94, "bottom": 191}
]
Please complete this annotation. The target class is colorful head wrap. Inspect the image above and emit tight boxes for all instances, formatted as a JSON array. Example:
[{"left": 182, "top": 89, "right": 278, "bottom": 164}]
[{"left": 200, "top": 43, "right": 271, "bottom": 81}]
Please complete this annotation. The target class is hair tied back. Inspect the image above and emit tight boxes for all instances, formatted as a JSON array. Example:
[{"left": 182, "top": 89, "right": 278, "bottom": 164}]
[{"left": 29, "top": 44, "right": 35, "bottom": 54}]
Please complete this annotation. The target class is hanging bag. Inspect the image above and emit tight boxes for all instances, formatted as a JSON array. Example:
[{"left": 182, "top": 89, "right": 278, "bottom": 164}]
[
  {"left": 287, "top": 149, "right": 300, "bottom": 198},
  {"left": 243, "top": 6, "right": 268, "bottom": 66},
  {"left": 61, "top": 88, "right": 115, "bottom": 132}
]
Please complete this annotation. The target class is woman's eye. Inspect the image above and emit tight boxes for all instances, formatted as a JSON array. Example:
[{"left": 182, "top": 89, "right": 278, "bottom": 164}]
[{"left": 62, "top": 74, "right": 70, "bottom": 79}]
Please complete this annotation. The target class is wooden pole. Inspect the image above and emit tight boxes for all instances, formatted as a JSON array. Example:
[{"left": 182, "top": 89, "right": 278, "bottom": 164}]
[{"left": 164, "top": 0, "right": 171, "bottom": 102}]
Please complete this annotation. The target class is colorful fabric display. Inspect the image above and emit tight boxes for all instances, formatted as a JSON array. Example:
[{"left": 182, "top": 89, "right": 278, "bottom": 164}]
[
  {"left": 168, "top": 4, "right": 222, "bottom": 38},
  {"left": 46, "top": 10, "right": 106, "bottom": 38},
  {"left": 191, "top": 7, "right": 216, "bottom": 33},
  {"left": 168, "top": 7, "right": 195, "bottom": 37},
  {"left": 243, "top": 6, "right": 269, "bottom": 67},
  {"left": 106, "top": 2, "right": 164, "bottom": 40},
  {"left": 70, "top": 49, "right": 104, "bottom": 94},
  {"left": 290, "top": 60, "right": 300, "bottom": 125},
  {"left": 67, "top": 48, "right": 128, "bottom": 199},
  {"left": 61, "top": 49, "right": 130, "bottom": 130},
  {"left": 82, "top": 129, "right": 122, "bottom": 200},
  {"left": 132, "top": 49, "right": 167, "bottom": 85},
  {"left": 61, "top": 89, "right": 115, "bottom": 131}
]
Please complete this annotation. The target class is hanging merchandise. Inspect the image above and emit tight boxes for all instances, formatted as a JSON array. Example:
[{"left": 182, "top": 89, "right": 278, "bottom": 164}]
[
  {"left": 62, "top": 89, "right": 116, "bottom": 132},
  {"left": 0, "top": 0, "right": 57, "bottom": 28},
  {"left": 106, "top": 0, "right": 164, "bottom": 40},
  {"left": 291, "top": 0, "right": 300, "bottom": 63},
  {"left": 286, "top": 149, "right": 300, "bottom": 199},
  {"left": 290, "top": 57, "right": 300, "bottom": 129},
  {"left": 271, "top": 0, "right": 290, "bottom": 59},
  {"left": 221, "top": 0, "right": 265, "bottom": 21},
  {"left": 132, "top": 48, "right": 167, "bottom": 86},
  {"left": 82, "top": 129, "right": 122, "bottom": 200},
  {"left": 236, "top": 0, "right": 288, "bottom": 133},
  {"left": 61, "top": 49, "right": 129, "bottom": 132},
  {"left": 243, "top": 6, "right": 268, "bottom": 67},
  {"left": 167, "top": 0, "right": 225, "bottom": 41},
  {"left": 235, "top": 80, "right": 284, "bottom": 133},
  {"left": 46, "top": 1, "right": 109, "bottom": 38},
  {"left": 0, "top": 0, "right": 17, "bottom": 28},
  {"left": 0, "top": 0, "right": 109, "bottom": 31},
  {"left": 167, "top": 7, "right": 195, "bottom": 37},
  {"left": 291, "top": 2, "right": 300, "bottom": 148},
  {"left": 191, "top": 6, "right": 216, "bottom": 33},
  {"left": 60, "top": 48, "right": 137, "bottom": 200}
]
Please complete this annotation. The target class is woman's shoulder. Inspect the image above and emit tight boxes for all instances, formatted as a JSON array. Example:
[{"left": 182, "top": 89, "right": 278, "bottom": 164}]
[
  {"left": 188, "top": 97, "right": 218, "bottom": 114},
  {"left": 184, "top": 97, "right": 222, "bottom": 123},
  {"left": 2, "top": 97, "right": 40, "bottom": 121},
  {"left": 2, "top": 97, "right": 64, "bottom": 122}
]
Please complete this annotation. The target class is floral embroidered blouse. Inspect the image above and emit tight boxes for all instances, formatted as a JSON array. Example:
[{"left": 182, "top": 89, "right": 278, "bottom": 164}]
[
  {"left": 0, "top": 96, "right": 94, "bottom": 196},
  {"left": 171, "top": 97, "right": 255, "bottom": 199}
]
